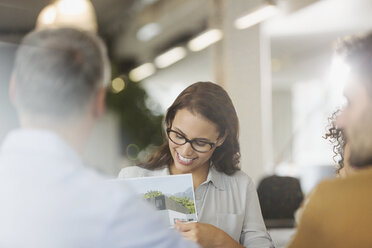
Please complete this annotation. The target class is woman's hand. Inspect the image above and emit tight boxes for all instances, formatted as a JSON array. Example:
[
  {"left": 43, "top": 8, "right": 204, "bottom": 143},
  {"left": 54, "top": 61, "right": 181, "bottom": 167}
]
[{"left": 174, "top": 221, "right": 244, "bottom": 248}]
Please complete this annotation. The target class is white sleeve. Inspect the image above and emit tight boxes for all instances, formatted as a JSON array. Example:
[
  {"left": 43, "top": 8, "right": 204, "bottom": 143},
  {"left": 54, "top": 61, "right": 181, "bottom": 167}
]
[
  {"left": 102, "top": 184, "right": 200, "bottom": 248},
  {"left": 118, "top": 166, "right": 144, "bottom": 179}
]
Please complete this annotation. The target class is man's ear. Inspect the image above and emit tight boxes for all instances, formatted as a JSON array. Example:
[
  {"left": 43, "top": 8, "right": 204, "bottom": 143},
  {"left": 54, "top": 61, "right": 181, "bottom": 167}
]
[
  {"left": 93, "top": 88, "right": 106, "bottom": 119},
  {"left": 216, "top": 131, "right": 228, "bottom": 147},
  {"left": 9, "top": 75, "right": 16, "bottom": 105}
]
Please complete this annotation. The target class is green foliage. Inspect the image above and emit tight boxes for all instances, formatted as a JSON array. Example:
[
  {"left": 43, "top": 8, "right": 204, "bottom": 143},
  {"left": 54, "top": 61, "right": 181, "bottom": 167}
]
[
  {"left": 106, "top": 61, "right": 164, "bottom": 160},
  {"left": 144, "top": 190, "right": 163, "bottom": 199},
  {"left": 170, "top": 196, "right": 195, "bottom": 213}
]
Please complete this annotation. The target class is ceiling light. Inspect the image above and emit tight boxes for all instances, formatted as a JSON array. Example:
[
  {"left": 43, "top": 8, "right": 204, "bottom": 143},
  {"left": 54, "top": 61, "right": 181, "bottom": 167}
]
[
  {"left": 111, "top": 77, "right": 126, "bottom": 93},
  {"left": 129, "top": 63, "right": 156, "bottom": 82},
  {"left": 187, "top": 29, "right": 223, "bottom": 52},
  {"left": 37, "top": 5, "right": 57, "bottom": 25},
  {"left": 142, "top": 0, "right": 159, "bottom": 6},
  {"left": 137, "top": 22, "right": 162, "bottom": 42},
  {"left": 56, "top": 0, "right": 89, "bottom": 16},
  {"left": 234, "top": 3, "right": 278, "bottom": 30},
  {"left": 36, "top": 0, "right": 97, "bottom": 32},
  {"left": 154, "top": 47, "right": 187, "bottom": 69}
]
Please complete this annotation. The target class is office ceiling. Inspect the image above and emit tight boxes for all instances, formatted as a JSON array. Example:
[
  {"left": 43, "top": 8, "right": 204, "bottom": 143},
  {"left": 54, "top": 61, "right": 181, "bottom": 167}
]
[
  {"left": 1, "top": 0, "right": 372, "bottom": 76},
  {"left": 0, "top": 0, "right": 138, "bottom": 38}
]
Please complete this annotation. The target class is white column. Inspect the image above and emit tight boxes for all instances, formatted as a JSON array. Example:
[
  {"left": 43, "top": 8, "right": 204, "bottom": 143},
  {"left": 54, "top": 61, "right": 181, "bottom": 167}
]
[{"left": 213, "top": 0, "right": 273, "bottom": 184}]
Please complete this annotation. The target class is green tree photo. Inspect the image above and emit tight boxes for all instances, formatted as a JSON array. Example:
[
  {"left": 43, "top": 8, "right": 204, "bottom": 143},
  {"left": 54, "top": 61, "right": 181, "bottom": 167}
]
[
  {"left": 170, "top": 196, "right": 195, "bottom": 214},
  {"left": 144, "top": 190, "right": 163, "bottom": 199}
]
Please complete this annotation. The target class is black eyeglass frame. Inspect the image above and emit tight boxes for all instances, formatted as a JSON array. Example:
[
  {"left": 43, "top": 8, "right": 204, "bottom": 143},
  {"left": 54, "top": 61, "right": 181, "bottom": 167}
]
[{"left": 166, "top": 128, "right": 217, "bottom": 153}]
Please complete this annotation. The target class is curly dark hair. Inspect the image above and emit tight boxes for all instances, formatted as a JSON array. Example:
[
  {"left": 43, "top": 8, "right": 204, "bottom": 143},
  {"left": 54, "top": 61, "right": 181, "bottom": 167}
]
[{"left": 323, "top": 110, "right": 346, "bottom": 174}]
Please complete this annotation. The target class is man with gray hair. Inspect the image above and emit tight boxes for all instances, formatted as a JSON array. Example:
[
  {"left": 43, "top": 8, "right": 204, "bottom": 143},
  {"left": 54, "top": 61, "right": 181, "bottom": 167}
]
[
  {"left": 0, "top": 28, "right": 199, "bottom": 248},
  {"left": 288, "top": 33, "right": 372, "bottom": 247}
]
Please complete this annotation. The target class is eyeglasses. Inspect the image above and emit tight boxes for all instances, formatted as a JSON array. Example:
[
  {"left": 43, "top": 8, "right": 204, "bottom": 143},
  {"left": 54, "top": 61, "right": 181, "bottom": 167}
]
[{"left": 166, "top": 128, "right": 217, "bottom": 153}]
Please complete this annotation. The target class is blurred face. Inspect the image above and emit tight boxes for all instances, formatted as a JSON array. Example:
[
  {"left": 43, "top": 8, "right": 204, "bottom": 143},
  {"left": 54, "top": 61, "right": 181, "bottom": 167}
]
[
  {"left": 338, "top": 144, "right": 355, "bottom": 178},
  {"left": 168, "top": 108, "right": 224, "bottom": 175},
  {"left": 336, "top": 77, "right": 372, "bottom": 167}
]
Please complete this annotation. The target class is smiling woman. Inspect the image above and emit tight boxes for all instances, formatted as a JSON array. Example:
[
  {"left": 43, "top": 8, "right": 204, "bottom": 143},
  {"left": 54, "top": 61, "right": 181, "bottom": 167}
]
[{"left": 119, "top": 81, "right": 274, "bottom": 248}]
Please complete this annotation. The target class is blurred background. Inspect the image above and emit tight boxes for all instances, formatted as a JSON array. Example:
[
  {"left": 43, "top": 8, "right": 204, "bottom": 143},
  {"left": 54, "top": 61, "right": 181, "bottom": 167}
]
[{"left": 0, "top": 0, "right": 371, "bottom": 245}]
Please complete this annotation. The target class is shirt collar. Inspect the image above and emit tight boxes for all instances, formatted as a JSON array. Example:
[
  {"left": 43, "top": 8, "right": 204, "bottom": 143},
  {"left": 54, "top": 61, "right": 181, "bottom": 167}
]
[
  {"left": 165, "top": 164, "right": 226, "bottom": 190},
  {"left": 205, "top": 165, "right": 225, "bottom": 191},
  {"left": 1, "top": 128, "right": 83, "bottom": 167}
]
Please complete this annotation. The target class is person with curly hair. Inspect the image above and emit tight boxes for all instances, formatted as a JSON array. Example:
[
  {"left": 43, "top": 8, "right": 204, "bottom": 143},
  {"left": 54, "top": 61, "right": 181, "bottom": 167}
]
[
  {"left": 324, "top": 110, "right": 356, "bottom": 177},
  {"left": 289, "top": 32, "right": 372, "bottom": 248},
  {"left": 295, "top": 110, "right": 357, "bottom": 224}
]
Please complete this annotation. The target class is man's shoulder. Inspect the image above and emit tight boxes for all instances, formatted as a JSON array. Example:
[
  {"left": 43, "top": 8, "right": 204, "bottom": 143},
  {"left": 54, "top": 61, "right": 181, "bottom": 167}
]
[
  {"left": 118, "top": 165, "right": 169, "bottom": 178},
  {"left": 305, "top": 167, "right": 372, "bottom": 218},
  {"left": 315, "top": 167, "right": 372, "bottom": 196},
  {"left": 289, "top": 168, "right": 372, "bottom": 248},
  {"left": 70, "top": 167, "right": 136, "bottom": 204}
]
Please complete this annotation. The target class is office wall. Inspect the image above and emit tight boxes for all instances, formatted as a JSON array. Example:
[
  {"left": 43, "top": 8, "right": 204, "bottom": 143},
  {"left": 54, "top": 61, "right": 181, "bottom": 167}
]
[{"left": 0, "top": 42, "right": 19, "bottom": 143}]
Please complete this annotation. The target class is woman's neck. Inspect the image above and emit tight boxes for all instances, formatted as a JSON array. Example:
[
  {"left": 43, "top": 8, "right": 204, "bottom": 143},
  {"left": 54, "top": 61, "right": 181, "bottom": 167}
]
[{"left": 169, "top": 161, "right": 210, "bottom": 190}]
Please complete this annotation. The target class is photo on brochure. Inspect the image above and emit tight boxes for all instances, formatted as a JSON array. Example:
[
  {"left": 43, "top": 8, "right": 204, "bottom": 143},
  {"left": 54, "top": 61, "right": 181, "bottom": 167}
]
[{"left": 120, "top": 173, "right": 198, "bottom": 226}]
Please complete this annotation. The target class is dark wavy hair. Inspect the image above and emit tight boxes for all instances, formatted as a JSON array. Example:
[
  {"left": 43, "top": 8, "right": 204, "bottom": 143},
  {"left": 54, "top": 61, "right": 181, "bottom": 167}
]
[
  {"left": 139, "top": 82, "right": 241, "bottom": 175},
  {"left": 323, "top": 110, "right": 346, "bottom": 174}
]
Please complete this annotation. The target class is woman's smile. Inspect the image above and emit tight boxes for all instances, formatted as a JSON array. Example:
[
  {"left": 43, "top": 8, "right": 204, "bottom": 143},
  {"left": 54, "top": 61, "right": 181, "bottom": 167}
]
[{"left": 176, "top": 151, "right": 197, "bottom": 165}]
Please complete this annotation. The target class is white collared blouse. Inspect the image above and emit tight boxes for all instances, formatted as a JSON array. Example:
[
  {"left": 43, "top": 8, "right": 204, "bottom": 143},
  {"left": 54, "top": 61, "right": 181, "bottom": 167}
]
[{"left": 119, "top": 165, "right": 274, "bottom": 248}]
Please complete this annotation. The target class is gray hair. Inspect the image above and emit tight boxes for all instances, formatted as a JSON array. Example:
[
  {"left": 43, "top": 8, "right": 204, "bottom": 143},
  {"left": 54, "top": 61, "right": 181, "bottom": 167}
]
[
  {"left": 13, "top": 28, "right": 111, "bottom": 118},
  {"left": 336, "top": 32, "right": 372, "bottom": 95}
]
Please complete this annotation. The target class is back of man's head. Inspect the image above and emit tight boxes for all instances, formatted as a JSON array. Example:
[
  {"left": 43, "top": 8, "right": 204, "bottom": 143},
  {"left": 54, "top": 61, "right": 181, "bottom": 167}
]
[{"left": 12, "top": 28, "right": 110, "bottom": 120}]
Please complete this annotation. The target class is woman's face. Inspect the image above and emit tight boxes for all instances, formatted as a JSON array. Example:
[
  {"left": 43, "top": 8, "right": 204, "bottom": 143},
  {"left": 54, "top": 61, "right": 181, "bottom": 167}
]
[{"left": 168, "top": 108, "right": 224, "bottom": 175}]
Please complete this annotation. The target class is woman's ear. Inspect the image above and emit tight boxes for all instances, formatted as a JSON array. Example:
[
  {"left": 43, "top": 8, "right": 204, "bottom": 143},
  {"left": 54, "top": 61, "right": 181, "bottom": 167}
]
[
  {"left": 93, "top": 87, "right": 106, "bottom": 119},
  {"left": 216, "top": 131, "right": 228, "bottom": 147}
]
